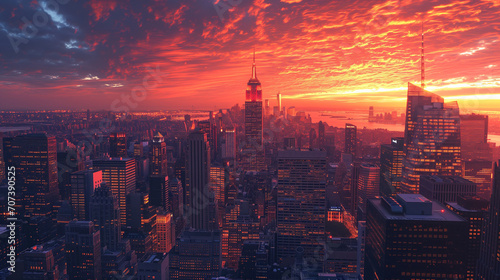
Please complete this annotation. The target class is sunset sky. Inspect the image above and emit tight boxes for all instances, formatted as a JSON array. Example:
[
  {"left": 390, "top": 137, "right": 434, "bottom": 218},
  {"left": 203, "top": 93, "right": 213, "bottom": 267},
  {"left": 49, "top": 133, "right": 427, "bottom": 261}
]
[{"left": 1, "top": 0, "right": 499, "bottom": 113}]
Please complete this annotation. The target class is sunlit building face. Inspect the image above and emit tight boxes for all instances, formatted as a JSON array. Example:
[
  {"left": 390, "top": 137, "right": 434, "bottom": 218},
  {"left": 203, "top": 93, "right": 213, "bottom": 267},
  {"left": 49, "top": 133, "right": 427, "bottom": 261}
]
[{"left": 402, "top": 83, "right": 461, "bottom": 194}]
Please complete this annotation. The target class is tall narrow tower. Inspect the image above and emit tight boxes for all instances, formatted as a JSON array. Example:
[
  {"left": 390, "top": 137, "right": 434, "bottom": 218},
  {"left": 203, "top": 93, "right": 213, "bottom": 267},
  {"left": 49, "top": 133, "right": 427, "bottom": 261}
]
[
  {"left": 277, "top": 92, "right": 282, "bottom": 115},
  {"left": 421, "top": 14, "right": 425, "bottom": 89},
  {"left": 244, "top": 51, "right": 263, "bottom": 150}
]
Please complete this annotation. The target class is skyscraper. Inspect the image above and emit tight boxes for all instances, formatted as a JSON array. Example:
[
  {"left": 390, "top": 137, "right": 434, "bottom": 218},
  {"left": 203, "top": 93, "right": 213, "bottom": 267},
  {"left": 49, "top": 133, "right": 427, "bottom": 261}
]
[
  {"left": 380, "top": 137, "right": 404, "bottom": 197},
  {"left": 277, "top": 150, "right": 327, "bottom": 265},
  {"left": 65, "top": 221, "right": 102, "bottom": 280},
  {"left": 3, "top": 134, "right": 59, "bottom": 218},
  {"left": 446, "top": 195, "right": 488, "bottom": 280},
  {"left": 90, "top": 184, "right": 121, "bottom": 251},
  {"left": 344, "top": 123, "right": 357, "bottom": 156},
  {"left": 150, "top": 129, "right": 169, "bottom": 212},
  {"left": 402, "top": 83, "right": 462, "bottom": 194},
  {"left": 198, "top": 120, "right": 218, "bottom": 161},
  {"left": 244, "top": 54, "right": 263, "bottom": 151},
  {"left": 477, "top": 160, "right": 500, "bottom": 279},
  {"left": 460, "top": 114, "right": 490, "bottom": 161},
  {"left": 277, "top": 92, "right": 282, "bottom": 116},
  {"left": 222, "top": 127, "right": 236, "bottom": 160},
  {"left": 186, "top": 131, "right": 211, "bottom": 230},
  {"left": 70, "top": 170, "right": 103, "bottom": 220},
  {"left": 109, "top": 132, "right": 128, "bottom": 158},
  {"left": 150, "top": 132, "right": 168, "bottom": 176},
  {"left": 318, "top": 121, "right": 326, "bottom": 148},
  {"left": 149, "top": 175, "right": 169, "bottom": 212},
  {"left": 365, "top": 194, "right": 468, "bottom": 280},
  {"left": 155, "top": 213, "right": 175, "bottom": 253},
  {"left": 210, "top": 164, "right": 225, "bottom": 205},
  {"left": 264, "top": 99, "right": 270, "bottom": 116},
  {"left": 357, "top": 163, "right": 380, "bottom": 220},
  {"left": 93, "top": 158, "right": 136, "bottom": 227}
]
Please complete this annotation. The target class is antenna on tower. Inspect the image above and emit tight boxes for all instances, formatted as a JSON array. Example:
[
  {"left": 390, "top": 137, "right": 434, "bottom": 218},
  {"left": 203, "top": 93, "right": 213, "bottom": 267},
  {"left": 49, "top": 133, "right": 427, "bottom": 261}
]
[
  {"left": 420, "top": 13, "right": 425, "bottom": 89},
  {"left": 251, "top": 47, "right": 257, "bottom": 79}
]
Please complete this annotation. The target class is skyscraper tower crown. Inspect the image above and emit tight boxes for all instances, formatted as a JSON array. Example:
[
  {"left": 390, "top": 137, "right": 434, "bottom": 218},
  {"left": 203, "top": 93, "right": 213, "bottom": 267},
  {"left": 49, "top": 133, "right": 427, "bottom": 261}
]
[{"left": 246, "top": 50, "right": 262, "bottom": 101}]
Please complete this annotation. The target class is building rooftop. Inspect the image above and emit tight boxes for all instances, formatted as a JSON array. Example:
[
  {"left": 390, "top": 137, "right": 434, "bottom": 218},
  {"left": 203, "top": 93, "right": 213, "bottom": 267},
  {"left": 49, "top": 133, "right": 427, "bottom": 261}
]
[
  {"left": 369, "top": 195, "right": 465, "bottom": 222},
  {"left": 142, "top": 253, "right": 167, "bottom": 264},
  {"left": 420, "top": 175, "right": 474, "bottom": 184}
]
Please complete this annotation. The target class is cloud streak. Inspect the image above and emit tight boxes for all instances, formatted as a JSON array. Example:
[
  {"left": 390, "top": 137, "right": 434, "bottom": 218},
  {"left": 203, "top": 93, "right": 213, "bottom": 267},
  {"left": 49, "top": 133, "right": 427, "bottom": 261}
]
[{"left": 0, "top": 0, "right": 499, "bottom": 112}]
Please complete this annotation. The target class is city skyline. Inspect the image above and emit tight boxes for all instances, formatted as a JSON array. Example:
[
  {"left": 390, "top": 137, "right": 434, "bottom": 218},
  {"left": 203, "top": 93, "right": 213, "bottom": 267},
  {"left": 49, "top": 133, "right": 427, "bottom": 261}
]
[
  {"left": 3, "top": 1, "right": 500, "bottom": 279},
  {"left": 0, "top": 0, "right": 499, "bottom": 111}
]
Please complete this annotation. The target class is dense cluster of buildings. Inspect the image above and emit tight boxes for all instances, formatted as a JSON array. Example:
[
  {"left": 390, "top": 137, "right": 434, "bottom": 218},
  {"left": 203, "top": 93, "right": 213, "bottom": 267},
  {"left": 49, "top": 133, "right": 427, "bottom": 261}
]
[{"left": 1, "top": 58, "right": 500, "bottom": 280}]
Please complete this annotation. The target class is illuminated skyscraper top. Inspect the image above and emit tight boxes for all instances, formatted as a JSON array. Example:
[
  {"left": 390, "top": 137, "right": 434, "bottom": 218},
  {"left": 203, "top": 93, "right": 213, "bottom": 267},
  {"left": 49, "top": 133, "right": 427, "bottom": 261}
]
[
  {"left": 246, "top": 50, "right": 262, "bottom": 102},
  {"left": 401, "top": 83, "right": 461, "bottom": 194}
]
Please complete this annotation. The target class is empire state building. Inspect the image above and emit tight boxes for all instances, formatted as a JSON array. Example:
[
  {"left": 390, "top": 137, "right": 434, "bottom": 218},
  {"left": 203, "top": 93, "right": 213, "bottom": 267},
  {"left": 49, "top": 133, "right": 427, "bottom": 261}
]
[{"left": 244, "top": 54, "right": 263, "bottom": 150}]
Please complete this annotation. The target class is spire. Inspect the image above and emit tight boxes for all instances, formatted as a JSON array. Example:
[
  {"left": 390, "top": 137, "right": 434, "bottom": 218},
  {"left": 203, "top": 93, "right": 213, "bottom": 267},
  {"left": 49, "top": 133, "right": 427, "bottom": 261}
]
[
  {"left": 421, "top": 13, "right": 425, "bottom": 89},
  {"left": 252, "top": 48, "right": 257, "bottom": 79}
]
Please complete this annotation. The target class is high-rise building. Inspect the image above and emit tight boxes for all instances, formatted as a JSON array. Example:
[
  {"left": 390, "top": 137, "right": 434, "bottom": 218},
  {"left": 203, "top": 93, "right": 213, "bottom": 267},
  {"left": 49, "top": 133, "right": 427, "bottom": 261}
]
[
  {"left": 402, "top": 83, "right": 462, "bottom": 194},
  {"left": 446, "top": 195, "right": 488, "bottom": 280},
  {"left": 419, "top": 175, "right": 476, "bottom": 204},
  {"left": 477, "top": 160, "right": 500, "bottom": 279},
  {"left": 3, "top": 134, "right": 59, "bottom": 218},
  {"left": 222, "top": 127, "right": 236, "bottom": 160},
  {"left": 318, "top": 121, "right": 326, "bottom": 148},
  {"left": 186, "top": 131, "right": 212, "bottom": 230},
  {"left": 277, "top": 150, "right": 327, "bottom": 265},
  {"left": 169, "top": 230, "right": 221, "bottom": 280},
  {"left": 460, "top": 114, "right": 491, "bottom": 161},
  {"left": 365, "top": 194, "right": 468, "bottom": 280},
  {"left": 244, "top": 55, "right": 263, "bottom": 151},
  {"left": 57, "top": 146, "right": 85, "bottom": 201},
  {"left": 93, "top": 158, "right": 136, "bottom": 227},
  {"left": 90, "top": 184, "right": 121, "bottom": 251},
  {"left": 109, "top": 132, "right": 128, "bottom": 158},
  {"left": 170, "top": 177, "right": 184, "bottom": 220},
  {"left": 138, "top": 252, "right": 169, "bottom": 280},
  {"left": 65, "top": 221, "right": 102, "bottom": 280},
  {"left": 151, "top": 132, "right": 168, "bottom": 176},
  {"left": 149, "top": 175, "right": 169, "bottom": 212},
  {"left": 380, "top": 137, "right": 404, "bottom": 197},
  {"left": 198, "top": 120, "right": 218, "bottom": 161},
  {"left": 70, "top": 170, "right": 103, "bottom": 220},
  {"left": 357, "top": 163, "right": 380, "bottom": 220},
  {"left": 210, "top": 165, "right": 225, "bottom": 204},
  {"left": 277, "top": 92, "right": 282, "bottom": 115},
  {"left": 155, "top": 213, "right": 175, "bottom": 253},
  {"left": 344, "top": 123, "right": 357, "bottom": 156},
  {"left": 349, "top": 163, "right": 361, "bottom": 217},
  {"left": 368, "top": 106, "right": 374, "bottom": 122}
]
